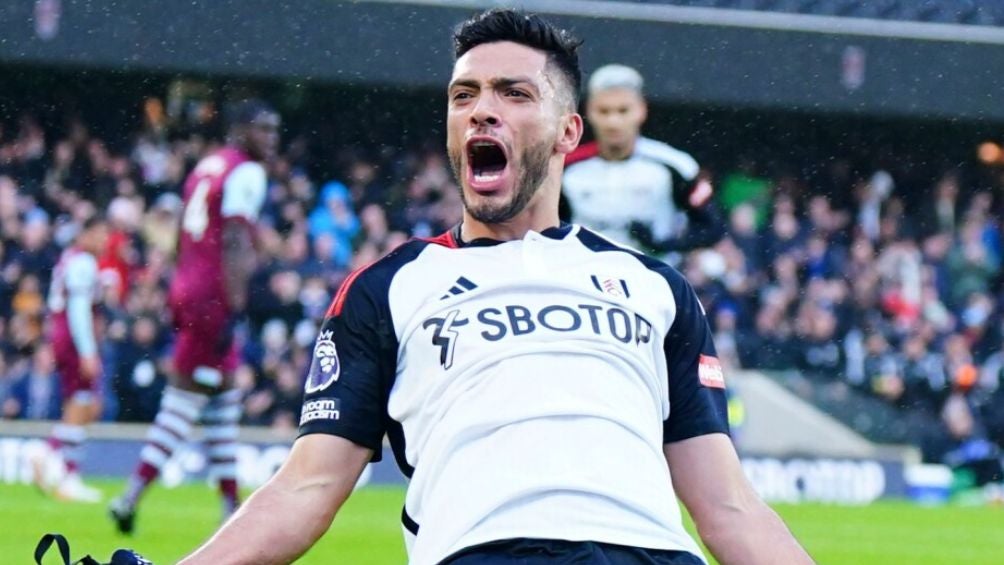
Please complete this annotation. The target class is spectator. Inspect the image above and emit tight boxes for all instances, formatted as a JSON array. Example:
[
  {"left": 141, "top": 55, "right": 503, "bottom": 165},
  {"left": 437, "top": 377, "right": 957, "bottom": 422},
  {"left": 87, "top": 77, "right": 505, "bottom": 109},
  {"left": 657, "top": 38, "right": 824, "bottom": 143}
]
[
  {"left": 5, "top": 345, "right": 62, "bottom": 420},
  {"left": 112, "top": 315, "right": 167, "bottom": 423},
  {"left": 8, "top": 211, "right": 59, "bottom": 289},
  {"left": 141, "top": 192, "right": 182, "bottom": 257},
  {"left": 99, "top": 196, "right": 145, "bottom": 306},
  {"left": 0, "top": 352, "right": 16, "bottom": 418},
  {"left": 307, "top": 180, "right": 358, "bottom": 266},
  {"left": 269, "top": 360, "right": 304, "bottom": 432},
  {"left": 946, "top": 219, "right": 999, "bottom": 308}
]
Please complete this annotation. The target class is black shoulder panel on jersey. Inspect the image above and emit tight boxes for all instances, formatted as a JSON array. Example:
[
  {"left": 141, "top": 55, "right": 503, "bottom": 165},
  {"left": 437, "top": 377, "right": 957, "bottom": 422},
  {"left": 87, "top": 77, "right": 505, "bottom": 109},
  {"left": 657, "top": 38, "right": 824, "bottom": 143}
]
[
  {"left": 298, "top": 239, "right": 430, "bottom": 466},
  {"left": 575, "top": 228, "right": 730, "bottom": 443},
  {"left": 634, "top": 137, "right": 699, "bottom": 181}
]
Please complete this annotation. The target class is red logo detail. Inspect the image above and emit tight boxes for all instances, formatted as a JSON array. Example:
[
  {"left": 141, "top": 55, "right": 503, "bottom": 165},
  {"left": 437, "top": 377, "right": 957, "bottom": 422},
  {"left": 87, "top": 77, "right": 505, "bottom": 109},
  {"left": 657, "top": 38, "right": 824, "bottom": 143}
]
[
  {"left": 602, "top": 279, "right": 624, "bottom": 297},
  {"left": 698, "top": 355, "right": 726, "bottom": 389}
]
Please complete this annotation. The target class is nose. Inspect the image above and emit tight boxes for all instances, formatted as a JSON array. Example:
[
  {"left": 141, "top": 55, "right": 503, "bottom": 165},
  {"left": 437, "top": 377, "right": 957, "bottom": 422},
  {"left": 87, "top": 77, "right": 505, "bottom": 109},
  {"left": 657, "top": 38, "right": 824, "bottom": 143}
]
[{"left": 470, "top": 98, "right": 501, "bottom": 128}]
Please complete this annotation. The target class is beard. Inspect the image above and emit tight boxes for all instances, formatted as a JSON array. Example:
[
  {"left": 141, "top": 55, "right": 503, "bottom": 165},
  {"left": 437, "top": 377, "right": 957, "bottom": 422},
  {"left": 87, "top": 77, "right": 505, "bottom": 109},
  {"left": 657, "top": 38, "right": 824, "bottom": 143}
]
[{"left": 450, "top": 138, "right": 551, "bottom": 225}]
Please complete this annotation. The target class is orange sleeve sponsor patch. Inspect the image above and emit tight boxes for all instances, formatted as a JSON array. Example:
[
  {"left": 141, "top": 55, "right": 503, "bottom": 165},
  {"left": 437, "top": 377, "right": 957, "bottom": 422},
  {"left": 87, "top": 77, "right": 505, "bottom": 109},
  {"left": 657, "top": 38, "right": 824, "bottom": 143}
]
[{"left": 698, "top": 354, "right": 726, "bottom": 389}]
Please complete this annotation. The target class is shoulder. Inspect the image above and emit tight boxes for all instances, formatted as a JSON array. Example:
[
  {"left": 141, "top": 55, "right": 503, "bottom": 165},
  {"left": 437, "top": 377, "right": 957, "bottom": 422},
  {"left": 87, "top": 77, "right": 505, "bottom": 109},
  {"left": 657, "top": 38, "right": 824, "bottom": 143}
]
[
  {"left": 564, "top": 141, "right": 600, "bottom": 168},
  {"left": 634, "top": 137, "right": 699, "bottom": 179},
  {"left": 66, "top": 250, "right": 98, "bottom": 271},
  {"left": 326, "top": 238, "right": 438, "bottom": 318},
  {"left": 190, "top": 150, "right": 232, "bottom": 178},
  {"left": 224, "top": 161, "right": 267, "bottom": 187},
  {"left": 574, "top": 226, "right": 693, "bottom": 295},
  {"left": 64, "top": 251, "right": 99, "bottom": 283}
]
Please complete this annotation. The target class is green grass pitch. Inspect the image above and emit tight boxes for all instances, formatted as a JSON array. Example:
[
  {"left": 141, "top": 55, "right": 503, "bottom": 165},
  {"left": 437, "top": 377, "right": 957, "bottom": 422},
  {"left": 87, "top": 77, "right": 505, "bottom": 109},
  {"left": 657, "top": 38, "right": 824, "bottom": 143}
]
[{"left": 4, "top": 480, "right": 1002, "bottom": 564}]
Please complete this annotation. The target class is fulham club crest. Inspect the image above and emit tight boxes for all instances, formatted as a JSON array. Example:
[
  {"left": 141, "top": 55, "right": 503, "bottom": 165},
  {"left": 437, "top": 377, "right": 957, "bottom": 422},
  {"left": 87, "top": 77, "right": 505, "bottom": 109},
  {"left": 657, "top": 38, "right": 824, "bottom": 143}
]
[
  {"left": 591, "top": 275, "right": 630, "bottom": 298},
  {"left": 305, "top": 330, "right": 340, "bottom": 393}
]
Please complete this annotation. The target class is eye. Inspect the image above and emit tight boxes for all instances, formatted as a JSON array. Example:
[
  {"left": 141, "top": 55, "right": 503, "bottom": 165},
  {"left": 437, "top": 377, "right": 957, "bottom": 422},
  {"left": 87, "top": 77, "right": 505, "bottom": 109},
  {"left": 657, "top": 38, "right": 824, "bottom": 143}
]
[
  {"left": 505, "top": 89, "right": 529, "bottom": 98},
  {"left": 452, "top": 91, "right": 474, "bottom": 102}
]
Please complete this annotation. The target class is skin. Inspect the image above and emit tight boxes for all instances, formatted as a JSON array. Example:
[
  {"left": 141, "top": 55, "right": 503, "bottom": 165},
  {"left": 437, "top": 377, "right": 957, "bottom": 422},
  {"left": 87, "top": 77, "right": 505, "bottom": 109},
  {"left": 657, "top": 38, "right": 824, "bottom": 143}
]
[
  {"left": 666, "top": 435, "right": 815, "bottom": 564},
  {"left": 586, "top": 86, "right": 647, "bottom": 161},
  {"left": 446, "top": 41, "right": 583, "bottom": 242},
  {"left": 233, "top": 112, "right": 281, "bottom": 162},
  {"left": 180, "top": 42, "right": 812, "bottom": 565}
]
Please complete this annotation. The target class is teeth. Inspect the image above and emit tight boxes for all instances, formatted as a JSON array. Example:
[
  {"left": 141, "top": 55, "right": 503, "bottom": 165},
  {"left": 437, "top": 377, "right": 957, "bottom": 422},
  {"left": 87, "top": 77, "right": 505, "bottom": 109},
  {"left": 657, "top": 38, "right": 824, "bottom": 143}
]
[
  {"left": 474, "top": 171, "right": 502, "bottom": 183},
  {"left": 472, "top": 141, "right": 496, "bottom": 147}
]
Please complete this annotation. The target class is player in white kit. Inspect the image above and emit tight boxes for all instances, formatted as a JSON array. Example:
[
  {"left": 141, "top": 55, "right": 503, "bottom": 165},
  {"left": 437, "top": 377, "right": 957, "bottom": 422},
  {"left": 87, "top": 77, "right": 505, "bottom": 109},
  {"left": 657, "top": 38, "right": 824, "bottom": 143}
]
[
  {"left": 563, "top": 64, "right": 724, "bottom": 257},
  {"left": 176, "top": 9, "right": 813, "bottom": 565}
]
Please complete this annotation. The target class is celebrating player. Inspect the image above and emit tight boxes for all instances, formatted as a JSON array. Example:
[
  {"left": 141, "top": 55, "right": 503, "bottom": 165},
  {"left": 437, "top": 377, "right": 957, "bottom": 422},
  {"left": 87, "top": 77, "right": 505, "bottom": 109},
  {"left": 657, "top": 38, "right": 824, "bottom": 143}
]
[
  {"left": 35, "top": 215, "right": 110, "bottom": 503},
  {"left": 178, "top": 10, "right": 812, "bottom": 565},
  {"left": 563, "top": 63, "right": 724, "bottom": 256},
  {"left": 109, "top": 99, "right": 279, "bottom": 534}
]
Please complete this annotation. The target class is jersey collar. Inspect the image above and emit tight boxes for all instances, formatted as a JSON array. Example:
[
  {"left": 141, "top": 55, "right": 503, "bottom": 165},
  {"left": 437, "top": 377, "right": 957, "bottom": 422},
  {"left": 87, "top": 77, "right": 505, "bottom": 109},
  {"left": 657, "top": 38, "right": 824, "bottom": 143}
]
[{"left": 450, "top": 222, "right": 574, "bottom": 248}]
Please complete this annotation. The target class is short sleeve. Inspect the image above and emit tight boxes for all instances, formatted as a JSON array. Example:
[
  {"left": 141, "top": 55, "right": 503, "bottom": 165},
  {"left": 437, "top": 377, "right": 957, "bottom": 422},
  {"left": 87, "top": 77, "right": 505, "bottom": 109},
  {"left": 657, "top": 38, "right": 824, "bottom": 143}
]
[
  {"left": 298, "top": 275, "right": 397, "bottom": 459},
  {"left": 65, "top": 253, "right": 99, "bottom": 295},
  {"left": 221, "top": 161, "right": 267, "bottom": 221},
  {"left": 662, "top": 272, "right": 730, "bottom": 443}
]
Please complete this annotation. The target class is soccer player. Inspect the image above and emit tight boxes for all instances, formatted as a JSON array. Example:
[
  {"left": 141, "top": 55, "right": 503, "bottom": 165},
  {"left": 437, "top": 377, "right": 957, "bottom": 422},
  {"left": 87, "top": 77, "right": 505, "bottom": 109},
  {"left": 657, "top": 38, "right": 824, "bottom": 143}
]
[
  {"left": 109, "top": 100, "right": 279, "bottom": 533},
  {"left": 36, "top": 214, "right": 110, "bottom": 502},
  {"left": 563, "top": 63, "right": 724, "bottom": 256},
  {"left": 178, "top": 10, "right": 812, "bottom": 565}
]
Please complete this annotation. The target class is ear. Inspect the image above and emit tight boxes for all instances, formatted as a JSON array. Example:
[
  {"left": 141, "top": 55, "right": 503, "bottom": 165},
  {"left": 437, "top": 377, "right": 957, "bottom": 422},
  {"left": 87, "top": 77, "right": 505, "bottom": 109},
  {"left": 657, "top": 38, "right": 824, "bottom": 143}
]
[
  {"left": 639, "top": 99, "right": 649, "bottom": 124},
  {"left": 555, "top": 112, "right": 584, "bottom": 156}
]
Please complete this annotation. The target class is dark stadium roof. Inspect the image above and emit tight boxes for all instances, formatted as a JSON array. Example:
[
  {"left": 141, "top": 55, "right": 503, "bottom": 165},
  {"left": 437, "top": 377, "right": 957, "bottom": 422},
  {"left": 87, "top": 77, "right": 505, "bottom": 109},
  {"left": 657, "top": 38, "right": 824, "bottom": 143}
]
[{"left": 643, "top": 0, "right": 1004, "bottom": 27}]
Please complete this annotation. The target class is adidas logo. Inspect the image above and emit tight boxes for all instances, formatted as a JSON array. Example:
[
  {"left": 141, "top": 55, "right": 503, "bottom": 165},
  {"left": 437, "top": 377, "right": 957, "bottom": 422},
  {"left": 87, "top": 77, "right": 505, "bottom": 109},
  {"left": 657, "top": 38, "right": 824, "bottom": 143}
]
[{"left": 440, "top": 276, "right": 478, "bottom": 300}]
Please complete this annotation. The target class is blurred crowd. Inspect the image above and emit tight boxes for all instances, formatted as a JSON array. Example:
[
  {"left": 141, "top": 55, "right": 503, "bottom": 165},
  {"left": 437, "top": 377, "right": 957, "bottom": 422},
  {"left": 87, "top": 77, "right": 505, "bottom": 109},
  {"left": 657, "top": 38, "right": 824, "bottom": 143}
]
[
  {"left": 697, "top": 163, "right": 1004, "bottom": 476},
  {"left": 0, "top": 103, "right": 461, "bottom": 434},
  {"left": 0, "top": 100, "right": 1002, "bottom": 476}
]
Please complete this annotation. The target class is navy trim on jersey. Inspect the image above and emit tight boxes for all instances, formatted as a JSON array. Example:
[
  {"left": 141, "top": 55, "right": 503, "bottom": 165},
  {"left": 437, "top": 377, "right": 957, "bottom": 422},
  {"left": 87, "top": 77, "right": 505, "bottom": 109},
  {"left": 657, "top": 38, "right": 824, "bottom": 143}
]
[
  {"left": 299, "top": 239, "right": 431, "bottom": 463},
  {"left": 402, "top": 506, "right": 421, "bottom": 535},
  {"left": 448, "top": 222, "right": 574, "bottom": 248},
  {"left": 574, "top": 228, "right": 730, "bottom": 443},
  {"left": 386, "top": 418, "right": 415, "bottom": 478}
]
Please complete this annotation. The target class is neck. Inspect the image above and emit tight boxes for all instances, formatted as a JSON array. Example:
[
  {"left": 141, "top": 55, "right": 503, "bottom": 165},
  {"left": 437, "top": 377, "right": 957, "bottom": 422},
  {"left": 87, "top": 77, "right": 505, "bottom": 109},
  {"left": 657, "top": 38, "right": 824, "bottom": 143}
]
[{"left": 597, "top": 137, "right": 635, "bottom": 161}]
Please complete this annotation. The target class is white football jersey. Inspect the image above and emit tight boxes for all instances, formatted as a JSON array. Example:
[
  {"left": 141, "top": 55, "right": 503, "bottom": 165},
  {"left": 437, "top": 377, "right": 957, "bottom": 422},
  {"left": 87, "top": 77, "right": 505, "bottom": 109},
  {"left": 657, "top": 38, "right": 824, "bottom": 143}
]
[
  {"left": 563, "top": 137, "right": 700, "bottom": 249},
  {"left": 299, "top": 224, "right": 729, "bottom": 565},
  {"left": 47, "top": 247, "right": 101, "bottom": 313}
]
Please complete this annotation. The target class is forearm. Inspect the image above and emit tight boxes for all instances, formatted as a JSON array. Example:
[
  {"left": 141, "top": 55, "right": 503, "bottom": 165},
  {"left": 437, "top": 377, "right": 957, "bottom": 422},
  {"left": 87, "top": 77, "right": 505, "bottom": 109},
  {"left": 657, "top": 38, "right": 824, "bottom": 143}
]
[
  {"left": 66, "top": 293, "right": 97, "bottom": 356},
  {"left": 221, "top": 222, "right": 255, "bottom": 313},
  {"left": 666, "top": 436, "right": 813, "bottom": 565},
  {"left": 699, "top": 499, "right": 814, "bottom": 565},
  {"left": 179, "top": 473, "right": 336, "bottom": 564}
]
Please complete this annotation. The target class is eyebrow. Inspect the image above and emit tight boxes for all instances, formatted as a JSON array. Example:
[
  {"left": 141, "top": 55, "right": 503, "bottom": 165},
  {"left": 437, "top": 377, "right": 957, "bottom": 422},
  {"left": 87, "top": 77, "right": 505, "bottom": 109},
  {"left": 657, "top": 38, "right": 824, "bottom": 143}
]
[{"left": 448, "top": 76, "right": 540, "bottom": 93}]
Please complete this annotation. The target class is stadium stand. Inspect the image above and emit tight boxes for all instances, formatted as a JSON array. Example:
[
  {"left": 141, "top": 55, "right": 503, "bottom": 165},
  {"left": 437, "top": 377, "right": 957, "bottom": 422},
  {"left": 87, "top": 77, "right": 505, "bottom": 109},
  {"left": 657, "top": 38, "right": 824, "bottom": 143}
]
[
  {"left": 0, "top": 84, "right": 1001, "bottom": 482},
  {"left": 639, "top": 0, "right": 1004, "bottom": 27}
]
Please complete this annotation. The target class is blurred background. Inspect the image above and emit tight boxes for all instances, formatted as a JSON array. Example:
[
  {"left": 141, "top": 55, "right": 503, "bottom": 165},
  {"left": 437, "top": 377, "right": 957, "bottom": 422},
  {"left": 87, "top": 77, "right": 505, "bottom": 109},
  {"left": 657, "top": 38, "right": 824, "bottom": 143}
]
[{"left": 1, "top": 1, "right": 1004, "bottom": 563}]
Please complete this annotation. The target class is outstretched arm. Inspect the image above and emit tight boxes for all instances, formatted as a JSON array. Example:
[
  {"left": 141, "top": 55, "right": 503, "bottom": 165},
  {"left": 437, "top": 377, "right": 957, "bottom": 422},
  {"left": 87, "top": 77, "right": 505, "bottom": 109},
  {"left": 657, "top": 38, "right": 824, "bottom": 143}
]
[
  {"left": 180, "top": 434, "right": 372, "bottom": 565},
  {"left": 665, "top": 434, "right": 814, "bottom": 565}
]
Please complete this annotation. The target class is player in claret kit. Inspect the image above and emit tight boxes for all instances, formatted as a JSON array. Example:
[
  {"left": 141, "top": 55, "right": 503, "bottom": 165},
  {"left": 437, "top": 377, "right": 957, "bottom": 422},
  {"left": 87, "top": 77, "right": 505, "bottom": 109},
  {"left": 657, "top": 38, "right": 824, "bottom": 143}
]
[
  {"left": 35, "top": 215, "right": 110, "bottom": 503},
  {"left": 177, "top": 10, "right": 812, "bottom": 565},
  {"left": 109, "top": 99, "right": 279, "bottom": 534}
]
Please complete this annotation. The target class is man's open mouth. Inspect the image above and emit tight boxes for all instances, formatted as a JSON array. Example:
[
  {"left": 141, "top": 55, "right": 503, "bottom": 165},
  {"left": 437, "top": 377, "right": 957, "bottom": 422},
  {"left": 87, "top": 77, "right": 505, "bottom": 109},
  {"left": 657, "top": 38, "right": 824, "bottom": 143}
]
[{"left": 468, "top": 139, "right": 508, "bottom": 184}]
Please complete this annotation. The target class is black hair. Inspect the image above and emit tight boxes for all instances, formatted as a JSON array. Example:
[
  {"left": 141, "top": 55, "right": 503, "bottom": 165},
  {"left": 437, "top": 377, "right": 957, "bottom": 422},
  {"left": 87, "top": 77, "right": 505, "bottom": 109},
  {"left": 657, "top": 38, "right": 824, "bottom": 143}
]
[
  {"left": 81, "top": 212, "right": 106, "bottom": 231},
  {"left": 225, "top": 98, "right": 276, "bottom": 129},
  {"left": 454, "top": 9, "right": 583, "bottom": 106}
]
